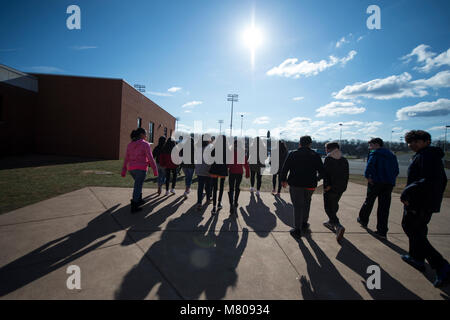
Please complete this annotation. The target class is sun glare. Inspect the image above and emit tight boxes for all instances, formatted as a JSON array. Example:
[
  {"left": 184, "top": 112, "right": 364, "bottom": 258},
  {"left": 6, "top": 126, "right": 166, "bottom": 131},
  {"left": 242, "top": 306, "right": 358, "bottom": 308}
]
[
  {"left": 242, "top": 23, "right": 263, "bottom": 69},
  {"left": 243, "top": 26, "right": 263, "bottom": 50}
]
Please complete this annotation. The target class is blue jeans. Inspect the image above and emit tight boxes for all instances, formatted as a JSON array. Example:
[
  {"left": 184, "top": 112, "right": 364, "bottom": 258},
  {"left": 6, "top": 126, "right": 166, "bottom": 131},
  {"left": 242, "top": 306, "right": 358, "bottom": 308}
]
[
  {"left": 182, "top": 167, "right": 195, "bottom": 188},
  {"left": 157, "top": 164, "right": 166, "bottom": 187},
  {"left": 197, "top": 175, "right": 212, "bottom": 205},
  {"left": 129, "top": 170, "right": 147, "bottom": 202}
]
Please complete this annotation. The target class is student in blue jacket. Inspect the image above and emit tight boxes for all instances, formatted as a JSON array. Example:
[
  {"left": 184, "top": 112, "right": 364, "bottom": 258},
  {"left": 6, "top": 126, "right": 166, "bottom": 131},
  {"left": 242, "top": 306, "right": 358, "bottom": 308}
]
[{"left": 357, "top": 138, "right": 399, "bottom": 240}]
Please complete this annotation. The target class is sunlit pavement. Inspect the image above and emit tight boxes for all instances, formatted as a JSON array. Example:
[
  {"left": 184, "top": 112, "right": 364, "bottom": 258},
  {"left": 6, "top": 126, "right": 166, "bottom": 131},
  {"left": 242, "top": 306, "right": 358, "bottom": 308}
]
[{"left": 0, "top": 183, "right": 449, "bottom": 300}]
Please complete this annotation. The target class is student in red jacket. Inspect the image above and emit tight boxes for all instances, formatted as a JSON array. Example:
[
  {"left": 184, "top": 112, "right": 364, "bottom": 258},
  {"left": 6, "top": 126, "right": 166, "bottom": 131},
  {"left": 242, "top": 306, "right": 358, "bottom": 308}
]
[
  {"left": 227, "top": 139, "right": 250, "bottom": 215},
  {"left": 121, "top": 128, "right": 158, "bottom": 213},
  {"left": 159, "top": 138, "right": 178, "bottom": 196}
]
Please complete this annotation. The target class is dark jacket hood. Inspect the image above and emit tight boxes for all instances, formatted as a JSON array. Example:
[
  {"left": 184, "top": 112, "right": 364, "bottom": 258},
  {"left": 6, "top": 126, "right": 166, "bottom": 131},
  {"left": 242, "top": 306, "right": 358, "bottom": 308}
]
[{"left": 418, "top": 146, "right": 445, "bottom": 159}]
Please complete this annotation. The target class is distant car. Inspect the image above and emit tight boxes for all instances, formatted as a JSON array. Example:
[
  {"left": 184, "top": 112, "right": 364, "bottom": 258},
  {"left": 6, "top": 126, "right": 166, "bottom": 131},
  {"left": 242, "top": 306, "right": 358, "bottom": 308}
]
[{"left": 312, "top": 148, "right": 326, "bottom": 156}]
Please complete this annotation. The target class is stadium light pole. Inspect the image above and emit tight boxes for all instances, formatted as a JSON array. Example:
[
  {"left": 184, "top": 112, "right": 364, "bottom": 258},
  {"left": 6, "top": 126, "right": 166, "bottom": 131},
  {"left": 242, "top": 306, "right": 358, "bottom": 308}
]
[
  {"left": 218, "top": 120, "right": 224, "bottom": 135},
  {"left": 227, "top": 94, "right": 238, "bottom": 137},
  {"left": 175, "top": 117, "right": 180, "bottom": 132},
  {"left": 445, "top": 125, "right": 450, "bottom": 154},
  {"left": 240, "top": 114, "right": 244, "bottom": 137},
  {"left": 339, "top": 123, "right": 343, "bottom": 145},
  {"left": 134, "top": 84, "right": 146, "bottom": 93}
]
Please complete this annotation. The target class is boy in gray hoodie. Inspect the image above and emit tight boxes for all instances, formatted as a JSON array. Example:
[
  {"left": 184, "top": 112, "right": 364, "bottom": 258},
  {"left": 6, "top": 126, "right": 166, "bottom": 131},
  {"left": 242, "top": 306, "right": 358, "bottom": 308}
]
[{"left": 322, "top": 142, "right": 349, "bottom": 242}]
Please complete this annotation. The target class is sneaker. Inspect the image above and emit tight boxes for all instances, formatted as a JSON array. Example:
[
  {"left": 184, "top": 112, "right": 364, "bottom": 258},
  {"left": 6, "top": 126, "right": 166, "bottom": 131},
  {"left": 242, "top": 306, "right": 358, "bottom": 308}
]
[
  {"left": 271, "top": 189, "right": 276, "bottom": 195},
  {"left": 183, "top": 191, "right": 188, "bottom": 199},
  {"left": 211, "top": 207, "right": 217, "bottom": 215},
  {"left": 196, "top": 203, "right": 202, "bottom": 211},
  {"left": 256, "top": 190, "right": 260, "bottom": 196},
  {"left": 170, "top": 189, "right": 176, "bottom": 195},
  {"left": 165, "top": 190, "right": 170, "bottom": 196},
  {"left": 290, "top": 228, "right": 302, "bottom": 240},
  {"left": 357, "top": 217, "right": 368, "bottom": 228},
  {"left": 401, "top": 254, "right": 426, "bottom": 273},
  {"left": 434, "top": 263, "right": 450, "bottom": 288},
  {"left": 373, "top": 231, "right": 387, "bottom": 240},
  {"left": 157, "top": 186, "right": 162, "bottom": 195},
  {"left": 323, "top": 221, "right": 336, "bottom": 233},
  {"left": 186, "top": 188, "right": 191, "bottom": 194},
  {"left": 250, "top": 187, "right": 255, "bottom": 193},
  {"left": 218, "top": 202, "right": 223, "bottom": 210},
  {"left": 276, "top": 192, "right": 281, "bottom": 197},
  {"left": 336, "top": 225, "right": 345, "bottom": 242}
]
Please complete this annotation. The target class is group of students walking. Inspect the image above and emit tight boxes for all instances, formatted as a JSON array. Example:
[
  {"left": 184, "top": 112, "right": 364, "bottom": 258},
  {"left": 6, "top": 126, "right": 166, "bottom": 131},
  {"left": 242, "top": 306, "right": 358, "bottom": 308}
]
[{"left": 121, "top": 128, "right": 450, "bottom": 288}]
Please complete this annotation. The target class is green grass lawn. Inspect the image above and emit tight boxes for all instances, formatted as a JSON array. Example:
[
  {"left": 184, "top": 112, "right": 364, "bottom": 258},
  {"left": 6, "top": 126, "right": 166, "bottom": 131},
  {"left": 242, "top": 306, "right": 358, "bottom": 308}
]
[{"left": 1, "top": 158, "right": 449, "bottom": 215}]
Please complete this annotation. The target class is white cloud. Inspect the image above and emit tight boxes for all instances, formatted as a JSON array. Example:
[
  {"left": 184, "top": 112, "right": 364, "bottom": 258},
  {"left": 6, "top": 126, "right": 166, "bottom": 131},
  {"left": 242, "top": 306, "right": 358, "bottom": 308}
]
[
  {"left": 70, "top": 45, "right": 98, "bottom": 50},
  {"left": 292, "top": 97, "right": 304, "bottom": 101},
  {"left": 267, "top": 50, "right": 357, "bottom": 78},
  {"left": 168, "top": 87, "right": 182, "bottom": 93},
  {"left": 269, "top": 118, "right": 382, "bottom": 141},
  {"left": 148, "top": 91, "right": 172, "bottom": 97},
  {"left": 411, "top": 70, "right": 450, "bottom": 89},
  {"left": 316, "top": 101, "right": 366, "bottom": 117},
  {"left": 336, "top": 36, "right": 349, "bottom": 48},
  {"left": 182, "top": 101, "right": 203, "bottom": 108},
  {"left": 396, "top": 98, "right": 450, "bottom": 120},
  {"left": 334, "top": 71, "right": 450, "bottom": 100},
  {"left": 402, "top": 44, "right": 450, "bottom": 72},
  {"left": 428, "top": 126, "right": 446, "bottom": 131},
  {"left": 253, "top": 116, "right": 271, "bottom": 124},
  {"left": 29, "top": 66, "right": 64, "bottom": 73}
]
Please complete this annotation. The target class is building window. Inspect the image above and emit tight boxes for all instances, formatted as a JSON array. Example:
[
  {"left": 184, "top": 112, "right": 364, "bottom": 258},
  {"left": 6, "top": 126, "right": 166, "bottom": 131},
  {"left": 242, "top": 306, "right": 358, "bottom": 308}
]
[
  {"left": 0, "top": 95, "right": 3, "bottom": 122},
  {"left": 164, "top": 127, "right": 167, "bottom": 137},
  {"left": 149, "top": 122, "right": 154, "bottom": 143},
  {"left": 137, "top": 117, "right": 142, "bottom": 128}
]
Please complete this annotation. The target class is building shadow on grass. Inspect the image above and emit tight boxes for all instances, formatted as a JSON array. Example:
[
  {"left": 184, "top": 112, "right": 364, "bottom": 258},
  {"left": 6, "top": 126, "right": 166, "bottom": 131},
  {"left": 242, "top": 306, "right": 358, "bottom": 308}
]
[
  {"left": 0, "top": 193, "right": 179, "bottom": 297},
  {"left": 115, "top": 207, "right": 249, "bottom": 299},
  {"left": 0, "top": 154, "right": 101, "bottom": 170}
]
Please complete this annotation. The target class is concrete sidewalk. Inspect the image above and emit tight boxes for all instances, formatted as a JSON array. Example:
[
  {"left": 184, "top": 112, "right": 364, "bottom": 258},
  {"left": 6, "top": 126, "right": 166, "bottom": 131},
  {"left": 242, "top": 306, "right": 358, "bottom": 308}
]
[{"left": 0, "top": 183, "right": 449, "bottom": 300}]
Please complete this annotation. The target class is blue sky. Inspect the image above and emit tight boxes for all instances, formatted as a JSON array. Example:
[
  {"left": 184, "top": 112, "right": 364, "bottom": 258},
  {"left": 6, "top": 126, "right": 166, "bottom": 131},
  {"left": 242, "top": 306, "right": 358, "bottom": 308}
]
[{"left": 1, "top": 0, "right": 449, "bottom": 142}]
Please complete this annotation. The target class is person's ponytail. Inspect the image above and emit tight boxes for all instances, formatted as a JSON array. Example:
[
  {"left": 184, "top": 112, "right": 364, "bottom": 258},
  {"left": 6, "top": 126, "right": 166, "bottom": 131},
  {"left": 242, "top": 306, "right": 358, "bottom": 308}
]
[{"left": 130, "top": 130, "right": 139, "bottom": 141}]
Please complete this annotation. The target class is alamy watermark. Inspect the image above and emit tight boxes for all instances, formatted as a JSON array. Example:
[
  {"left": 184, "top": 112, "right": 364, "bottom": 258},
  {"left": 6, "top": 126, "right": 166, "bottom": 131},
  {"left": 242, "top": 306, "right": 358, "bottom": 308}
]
[
  {"left": 66, "top": 265, "right": 81, "bottom": 290},
  {"left": 66, "top": 5, "right": 81, "bottom": 30}
]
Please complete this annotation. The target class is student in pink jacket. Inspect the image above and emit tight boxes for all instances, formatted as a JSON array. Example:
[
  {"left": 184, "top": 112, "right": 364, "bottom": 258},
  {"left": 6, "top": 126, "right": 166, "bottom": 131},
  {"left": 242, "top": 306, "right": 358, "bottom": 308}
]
[{"left": 121, "top": 128, "right": 158, "bottom": 213}]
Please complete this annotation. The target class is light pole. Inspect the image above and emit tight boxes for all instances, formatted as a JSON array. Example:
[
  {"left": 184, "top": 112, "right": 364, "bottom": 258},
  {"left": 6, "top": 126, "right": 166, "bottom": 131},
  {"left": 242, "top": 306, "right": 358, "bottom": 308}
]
[
  {"left": 445, "top": 125, "right": 450, "bottom": 154},
  {"left": 175, "top": 117, "right": 180, "bottom": 132},
  {"left": 339, "top": 123, "right": 343, "bottom": 145},
  {"left": 240, "top": 114, "right": 244, "bottom": 136},
  {"left": 390, "top": 129, "right": 394, "bottom": 149},
  {"left": 218, "top": 120, "right": 224, "bottom": 135},
  {"left": 227, "top": 94, "right": 238, "bottom": 137}
]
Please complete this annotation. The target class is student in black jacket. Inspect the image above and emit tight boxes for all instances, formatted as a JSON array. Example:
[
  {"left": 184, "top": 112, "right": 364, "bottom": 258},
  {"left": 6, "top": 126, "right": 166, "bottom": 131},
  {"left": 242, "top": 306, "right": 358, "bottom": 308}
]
[
  {"left": 322, "top": 142, "right": 349, "bottom": 242},
  {"left": 280, "top": 136, "right": 324, "bottom": 239},
  {"left": 209, "top": 135, "right": 228, "bottom": 214},
  {"left": 400, "top": 130, "right": 449, "bottom": 288}
]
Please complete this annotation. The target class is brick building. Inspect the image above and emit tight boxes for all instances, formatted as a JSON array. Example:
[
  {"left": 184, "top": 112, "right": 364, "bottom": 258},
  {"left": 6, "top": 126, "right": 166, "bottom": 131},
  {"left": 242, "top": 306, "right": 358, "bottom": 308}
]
[{"left": 0, "top": 64, "right": 175, "bottom": 159}]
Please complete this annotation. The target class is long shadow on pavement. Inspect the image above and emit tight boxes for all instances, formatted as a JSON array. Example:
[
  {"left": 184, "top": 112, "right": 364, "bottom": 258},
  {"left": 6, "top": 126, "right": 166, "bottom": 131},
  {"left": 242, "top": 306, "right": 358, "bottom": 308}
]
[
  {"left": 240, "top": 193, "right": 276, "bottom": 237},
  {"left": 296, "top": 235, "right": 363, "bottom": 299},
  {"left": 366, "top": 230, "right": 450, "bottom": 297},
  {"left": 115, "top": 207, "right": 249, "bottom": 300},
  {"left": 336, "top": 237, "right": 422, "bottom": 299},
  {"left": 273, "top": 195, "right": 294, "bottom": 228},
  {"left": 0, "top": 192, "right": 174, "bottom": 297}
]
